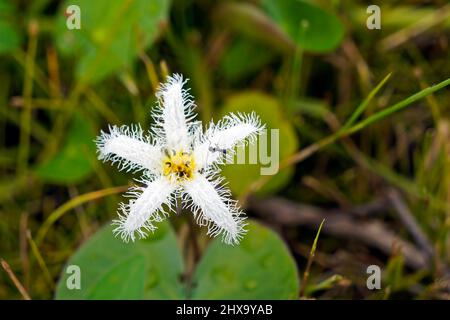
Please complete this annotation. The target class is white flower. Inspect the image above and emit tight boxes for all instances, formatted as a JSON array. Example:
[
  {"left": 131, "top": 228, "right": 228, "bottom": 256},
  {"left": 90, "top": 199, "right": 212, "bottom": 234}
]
[{"left": 96, "top": 74, "right": 265, "bottom": 245}]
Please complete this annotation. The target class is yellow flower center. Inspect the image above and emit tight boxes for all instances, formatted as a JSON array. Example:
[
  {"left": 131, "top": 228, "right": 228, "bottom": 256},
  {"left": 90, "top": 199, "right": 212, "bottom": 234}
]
[{"left": 162, "top": 150, "right": 195, "bottom": 181}]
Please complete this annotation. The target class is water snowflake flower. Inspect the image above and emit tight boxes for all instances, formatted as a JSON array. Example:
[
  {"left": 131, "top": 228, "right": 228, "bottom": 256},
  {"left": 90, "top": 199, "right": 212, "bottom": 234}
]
[{"left": 96, "top": 74, "right": 265, "bottom": 245}]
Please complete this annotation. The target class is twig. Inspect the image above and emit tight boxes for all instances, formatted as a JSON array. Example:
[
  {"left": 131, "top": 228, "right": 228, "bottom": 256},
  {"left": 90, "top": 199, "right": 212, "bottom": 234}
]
[
  {"left": 19, "top": 213, "right": 30, "bottom": 290},
  {"left": 386, "top": 188, "right": 435, "bottom": 260},
  {"left": 248, "top": 197, "right": 429, "bottom": 270},
  {"left": 347, "top": 198, "right": 388, "bottom": 217},
  {"left": 1, "top": 258, "right": 31, "bottom": 300}
]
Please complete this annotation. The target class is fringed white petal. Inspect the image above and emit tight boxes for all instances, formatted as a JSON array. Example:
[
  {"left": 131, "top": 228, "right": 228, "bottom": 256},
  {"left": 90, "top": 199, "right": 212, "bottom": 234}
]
[
  {"left": 152, "top": 74, "right": 196, "bottom": 151},
  {"left": 194, "top": 112, "right": 265, "bottom": 169},
  {"left": 96, "top": 124, "right": 162, "bottom": 173},
  {"left": 112, "top": 177, "right": 176, "bottom": 242},
  {"left": 96, "top": 74, "right": 266, "bottom": 245},
  {"left": 183, "top": 173, "right": 247, "bottom": 245}
]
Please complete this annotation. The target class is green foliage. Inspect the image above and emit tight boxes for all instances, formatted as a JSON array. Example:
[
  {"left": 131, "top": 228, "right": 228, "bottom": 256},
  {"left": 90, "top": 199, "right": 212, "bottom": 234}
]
[
  {"left": 192, "top": 221, "right": 299, "bottom": 299},
  {"left": 0, "top": 0, "right": 20, "bottom": 54},
  {"left": 35, "top": 114, "right": 96, "bottom": 184},
  {"left": 55, "top": 0, "right": 170, "bottom": 83},
  {"left": 2, "top": 0, "right": 450, "bottom": 301},
  {"left": 220, "top": 92, "right": 298, "bottom": 196},
  {"left": 261, "top": 0, "right": 344, "bottom": 52},
  {"left": 55, "top": 220, "right": 299, "bottom": 299},
  {"left": 220, "top": 37, "right": 275, "bottom": 82},
  {"left": 55, "top": 221, "right": 185, "bottom": 299}
]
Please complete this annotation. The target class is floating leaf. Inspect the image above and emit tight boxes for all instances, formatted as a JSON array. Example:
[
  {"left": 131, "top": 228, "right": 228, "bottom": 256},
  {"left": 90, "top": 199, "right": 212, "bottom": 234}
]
[
  {"left": 219, "top": 92, "right": 298, "bottom": 196},
  {"left": 55, "top": 0, "right": 170, "bottom": 83},
  {"left": 261, "top": 0, "right": 344, "bottom": 52},
  {"left": 56, "top": 219, "right": 298, "bottom": 299},
  {"left": 55, "top": 221, "right": 185, "bottom": 299},
  {"left": 35, "top": 114, "right": 96, "bottom": 184},
  {"left": 192, "top": 220, "right": 299, "bottom": 299}
]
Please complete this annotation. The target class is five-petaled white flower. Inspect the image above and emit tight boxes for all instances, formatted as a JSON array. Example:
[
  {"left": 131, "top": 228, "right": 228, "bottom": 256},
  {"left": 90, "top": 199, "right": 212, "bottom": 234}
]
[{"left": 96, "top": 74, "right": 265, "bottom": 245}]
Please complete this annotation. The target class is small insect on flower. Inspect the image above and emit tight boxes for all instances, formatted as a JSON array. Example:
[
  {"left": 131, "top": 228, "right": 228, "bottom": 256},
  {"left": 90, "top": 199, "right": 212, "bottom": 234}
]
[
  {"left": 208, "top": 145, "right": 227, "bottom": 156},
  {"left": 96, "top": 74, "right": 265, "bottom": 245}
]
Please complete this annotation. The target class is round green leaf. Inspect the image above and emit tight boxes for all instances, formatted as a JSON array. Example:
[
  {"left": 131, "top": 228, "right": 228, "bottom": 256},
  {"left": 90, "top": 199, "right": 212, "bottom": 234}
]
[
  {"left": 35, "top": 114, "right": 96, "bottom": 184},
  {"left": 219, "top": 91, "right": 298, "bottom": 196},
  {"left": 192, "top": 220, "right": 299, "bottom": 299},
  {"left": 261, "top": 0, "right": 344, "bottom": 52},
  {"left": 55, "top": 0, "right": 170, "bottom": 83},
  {"left": 55, "top": 221, "right": 185, "bottom": 299}
]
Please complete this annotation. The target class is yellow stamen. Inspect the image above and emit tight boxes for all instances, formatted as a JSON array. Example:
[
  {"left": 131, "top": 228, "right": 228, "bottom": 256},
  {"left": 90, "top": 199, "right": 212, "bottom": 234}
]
[{"left": 162, "top": 150, "right": 195, "bottom": 181}]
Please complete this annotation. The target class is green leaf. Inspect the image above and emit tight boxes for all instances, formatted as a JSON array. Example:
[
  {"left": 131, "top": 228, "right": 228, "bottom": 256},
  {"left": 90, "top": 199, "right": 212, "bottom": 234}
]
[
  {"left": 0, "top": 0, "right": 20, "bottom": 54},
  {"left": 219, "top": 36, "right": 275, "bottom": 82},
  {"left": 192, "top": 220, "right": 299, "bottom": 299},
  {"left": 56, "top": 220, "right": 299, "bottom": 299},
  {"left": 55, "top": 0, "right": 170, "bottom": 83},
  {"left": 219, "top": 92, "right": 298, "bottom": 196},
  {"left": 55, "top": 221, "right": 185, "bottom": 299},
  {"left": 261, "top": 0, "right": 344, "bottom": 52},
  {"left": 35, "top": 114, "right": 96, "bottom": 184}
]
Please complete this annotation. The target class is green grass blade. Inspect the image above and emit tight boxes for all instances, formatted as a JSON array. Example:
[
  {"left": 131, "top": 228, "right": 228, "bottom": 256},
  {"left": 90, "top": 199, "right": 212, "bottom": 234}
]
[
  {"left": 342, "top": 72, "right": 392, "bottom": 130},
  {"left": 345, "top": 77, "right": 450, "bottom": 135},
  {"left": 300, "top": 219, "right": 325, "bottom": 297}
]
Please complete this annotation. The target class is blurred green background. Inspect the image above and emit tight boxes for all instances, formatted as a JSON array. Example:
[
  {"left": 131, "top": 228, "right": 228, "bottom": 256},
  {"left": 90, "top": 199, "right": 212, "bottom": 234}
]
[{"left": 0, "top": 0, "right": 450, "bottom": 299}]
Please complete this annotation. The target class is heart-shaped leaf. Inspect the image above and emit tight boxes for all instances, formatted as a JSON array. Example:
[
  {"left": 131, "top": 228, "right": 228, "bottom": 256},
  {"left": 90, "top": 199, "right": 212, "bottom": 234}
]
[
  {"left": 261, "top": 0, "right": 344, "bottom": 52},
  {"left": 55, "top": 219, "right": 299, "bottom": 299},
  {"left": 55, "top": 221, "right": 185, "bottom": 299},
  {"left": 192, "top": 220, "right": 300, "bottom": 299}
]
